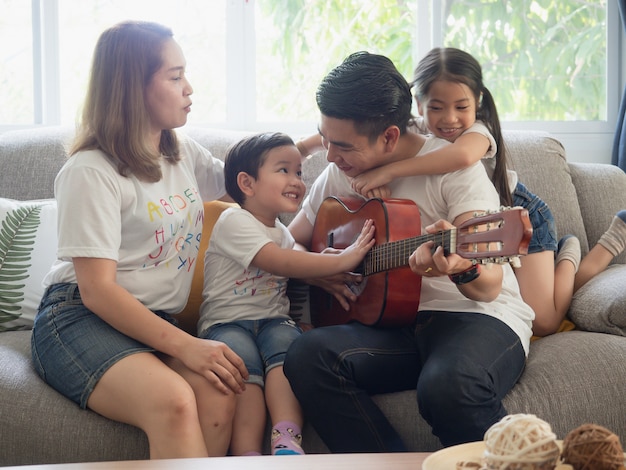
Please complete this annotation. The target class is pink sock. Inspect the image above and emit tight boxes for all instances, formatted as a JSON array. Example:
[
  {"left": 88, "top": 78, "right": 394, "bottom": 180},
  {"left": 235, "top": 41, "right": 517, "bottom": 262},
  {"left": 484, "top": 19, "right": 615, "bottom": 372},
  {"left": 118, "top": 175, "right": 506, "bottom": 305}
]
[{"left": 271, "top": 421, "right": 304, "bottom": 455}]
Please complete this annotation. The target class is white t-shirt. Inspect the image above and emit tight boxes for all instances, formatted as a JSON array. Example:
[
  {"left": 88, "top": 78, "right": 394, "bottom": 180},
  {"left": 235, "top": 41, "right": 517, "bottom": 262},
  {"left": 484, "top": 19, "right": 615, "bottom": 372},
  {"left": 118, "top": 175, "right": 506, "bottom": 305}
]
[
  {"left": 300, "top": 136, "right": 534, "bottom": 355},
  {"left": 197, "top": 207, "right": 294, "bottom": 335},
  {"left": 43, "top": 133, "right": 226, "bottom": 314}
]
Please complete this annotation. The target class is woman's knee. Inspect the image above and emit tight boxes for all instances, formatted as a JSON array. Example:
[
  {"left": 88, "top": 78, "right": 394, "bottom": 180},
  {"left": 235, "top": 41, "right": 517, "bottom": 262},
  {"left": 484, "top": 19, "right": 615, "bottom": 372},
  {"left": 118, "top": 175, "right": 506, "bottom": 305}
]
[{"left": 156, "top": 380, "right": 201, "bottom": 425}]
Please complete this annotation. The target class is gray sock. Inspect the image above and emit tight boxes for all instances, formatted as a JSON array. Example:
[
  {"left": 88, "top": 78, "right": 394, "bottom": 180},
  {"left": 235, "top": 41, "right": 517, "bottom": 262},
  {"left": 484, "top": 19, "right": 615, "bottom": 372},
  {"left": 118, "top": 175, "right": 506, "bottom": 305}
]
[
  {"left": 598, "top": 210, "right": 626, "bottom": 257},
  {"left": 555, "top": 235, "right": 581, "bottom": 273}
]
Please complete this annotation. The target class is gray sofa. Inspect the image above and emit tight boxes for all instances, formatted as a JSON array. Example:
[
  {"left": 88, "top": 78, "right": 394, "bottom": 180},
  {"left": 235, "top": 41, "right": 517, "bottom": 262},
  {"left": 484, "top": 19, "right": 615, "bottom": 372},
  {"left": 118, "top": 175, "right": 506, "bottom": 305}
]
[{"left": 1, "top": 126, "right": 626, "bottom": 466}]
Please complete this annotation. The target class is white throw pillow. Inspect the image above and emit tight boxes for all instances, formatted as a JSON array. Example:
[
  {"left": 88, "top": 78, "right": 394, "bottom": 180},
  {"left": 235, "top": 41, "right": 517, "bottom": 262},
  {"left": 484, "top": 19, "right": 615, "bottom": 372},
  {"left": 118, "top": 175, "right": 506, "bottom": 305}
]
[{"left": 0, "top": 198, "right": 57, "bottom": 331}]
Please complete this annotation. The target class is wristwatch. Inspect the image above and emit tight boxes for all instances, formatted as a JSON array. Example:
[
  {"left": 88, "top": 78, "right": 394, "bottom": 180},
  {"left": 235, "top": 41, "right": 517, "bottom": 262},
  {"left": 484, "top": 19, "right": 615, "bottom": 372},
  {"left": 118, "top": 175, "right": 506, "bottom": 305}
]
[{"left": 448, "top": 264, "right": 481, "bottom": 285}]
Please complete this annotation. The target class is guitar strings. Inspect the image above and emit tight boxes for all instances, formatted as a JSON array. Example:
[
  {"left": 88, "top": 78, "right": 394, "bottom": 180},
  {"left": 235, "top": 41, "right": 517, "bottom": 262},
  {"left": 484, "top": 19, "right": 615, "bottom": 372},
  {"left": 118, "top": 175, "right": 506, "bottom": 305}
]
[{"left": 363, "top": 231, "right": 453, "bottom": 275}]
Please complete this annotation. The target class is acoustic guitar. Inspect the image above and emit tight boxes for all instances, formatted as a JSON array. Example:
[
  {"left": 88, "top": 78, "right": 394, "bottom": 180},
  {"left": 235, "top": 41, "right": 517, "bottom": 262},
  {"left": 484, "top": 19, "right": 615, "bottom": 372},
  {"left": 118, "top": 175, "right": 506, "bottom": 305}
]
[{"left": 310, "top": 196, "right": 533, "bottom": 328}]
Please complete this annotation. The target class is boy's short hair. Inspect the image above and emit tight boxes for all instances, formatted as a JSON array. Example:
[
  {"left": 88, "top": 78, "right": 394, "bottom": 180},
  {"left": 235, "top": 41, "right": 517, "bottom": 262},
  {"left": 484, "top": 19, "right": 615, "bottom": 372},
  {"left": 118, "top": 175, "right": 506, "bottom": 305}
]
[{"left": 224, "top": 132, "right": 295, "bottom": 205}]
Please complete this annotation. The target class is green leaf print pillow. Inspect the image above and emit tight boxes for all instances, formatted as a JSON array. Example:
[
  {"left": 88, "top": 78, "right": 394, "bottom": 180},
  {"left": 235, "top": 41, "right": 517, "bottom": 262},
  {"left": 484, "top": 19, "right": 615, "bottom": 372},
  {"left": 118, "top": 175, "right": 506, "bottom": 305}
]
[{"left": 0, "top": 199, "right": 57, "bottom": 331}]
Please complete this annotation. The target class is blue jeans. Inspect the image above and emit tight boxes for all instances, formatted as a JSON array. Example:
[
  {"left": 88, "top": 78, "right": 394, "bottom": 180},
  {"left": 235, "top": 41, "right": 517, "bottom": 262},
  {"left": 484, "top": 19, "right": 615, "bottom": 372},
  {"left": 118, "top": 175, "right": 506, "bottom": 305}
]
[
  {"left": 283, "top": 311, "right": 525, "bottom": 451},
  {"left": 201, "top": 318, "right": 302, "bottom": 387}
]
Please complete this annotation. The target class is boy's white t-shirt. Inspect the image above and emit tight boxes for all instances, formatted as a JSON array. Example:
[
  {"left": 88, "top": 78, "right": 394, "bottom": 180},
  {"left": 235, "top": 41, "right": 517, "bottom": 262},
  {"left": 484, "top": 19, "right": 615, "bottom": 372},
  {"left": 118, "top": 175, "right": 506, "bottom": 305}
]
[
  {"left": 43, "top": 133, "right": 226, "bottom": 314},
  {"left": 197, "top": 207, "right": 294, "bottom": 335}
]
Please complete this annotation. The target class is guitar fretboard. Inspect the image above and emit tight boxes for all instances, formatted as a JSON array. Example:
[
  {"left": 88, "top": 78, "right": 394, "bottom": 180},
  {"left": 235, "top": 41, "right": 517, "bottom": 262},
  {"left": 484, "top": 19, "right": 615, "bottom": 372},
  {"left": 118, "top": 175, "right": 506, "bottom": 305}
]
[{"left": 360, "top": 230, "right": 457, "bottom": 276}]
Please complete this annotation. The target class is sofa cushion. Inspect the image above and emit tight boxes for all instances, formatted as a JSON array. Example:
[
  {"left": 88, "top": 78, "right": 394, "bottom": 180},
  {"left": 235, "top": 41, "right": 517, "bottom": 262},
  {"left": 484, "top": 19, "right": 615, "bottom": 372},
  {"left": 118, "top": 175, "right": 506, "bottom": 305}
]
[
  {"left": 0, "top": 198, "right": 57, "bottom": 331},
  {"left": 568, "top": 264, "right": 626, "bottom": 336},
  {"left": 177, "top": 200, "right": 236, "bottom": 335}
]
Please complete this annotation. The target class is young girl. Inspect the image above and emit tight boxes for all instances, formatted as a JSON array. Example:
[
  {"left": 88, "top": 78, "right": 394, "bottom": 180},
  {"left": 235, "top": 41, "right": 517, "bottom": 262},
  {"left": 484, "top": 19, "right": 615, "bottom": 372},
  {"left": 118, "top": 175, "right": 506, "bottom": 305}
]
[
  {"left": 198, "top": 132, "right": 375, "bottom": 456},
  {"left": 297, "top": 47, "right": 626, "bottom": 337}
]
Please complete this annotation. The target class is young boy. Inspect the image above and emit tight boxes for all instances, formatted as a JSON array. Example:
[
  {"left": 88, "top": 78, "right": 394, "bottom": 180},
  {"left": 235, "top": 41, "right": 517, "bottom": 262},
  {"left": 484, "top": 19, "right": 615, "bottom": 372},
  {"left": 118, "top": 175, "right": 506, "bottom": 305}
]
[{"left": 197, "top": 132, "right": 375, "bottom": 456}]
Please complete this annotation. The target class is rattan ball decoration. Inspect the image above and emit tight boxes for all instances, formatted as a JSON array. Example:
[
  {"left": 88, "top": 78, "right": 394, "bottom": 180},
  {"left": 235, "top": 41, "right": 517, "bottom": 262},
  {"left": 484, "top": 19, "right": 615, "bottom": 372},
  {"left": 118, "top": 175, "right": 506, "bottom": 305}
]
[
  {"left": 482, "top": 413, "right": 561, "bottom": 469},
  {"left": 561, "top": 424, "right": 624, "bottom": 470}
]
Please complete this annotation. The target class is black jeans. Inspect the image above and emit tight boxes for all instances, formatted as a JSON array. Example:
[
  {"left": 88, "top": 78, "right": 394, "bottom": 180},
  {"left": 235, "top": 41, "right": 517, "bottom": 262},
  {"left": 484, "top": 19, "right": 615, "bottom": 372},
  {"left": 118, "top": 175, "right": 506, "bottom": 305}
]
[{"left": 283, "top": 311, "right": 525, "bottom": 451}]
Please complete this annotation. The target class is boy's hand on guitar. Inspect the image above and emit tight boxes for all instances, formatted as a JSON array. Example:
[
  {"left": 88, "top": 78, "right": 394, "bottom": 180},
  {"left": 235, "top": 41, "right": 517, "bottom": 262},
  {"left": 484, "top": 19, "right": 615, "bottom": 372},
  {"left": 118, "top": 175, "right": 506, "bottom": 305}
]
[
  {"left": 339, "top": 218, "right": 376, "bottom": 270},
  {"left": 305, "top": 219, "right": 375, "bottom": 311}
]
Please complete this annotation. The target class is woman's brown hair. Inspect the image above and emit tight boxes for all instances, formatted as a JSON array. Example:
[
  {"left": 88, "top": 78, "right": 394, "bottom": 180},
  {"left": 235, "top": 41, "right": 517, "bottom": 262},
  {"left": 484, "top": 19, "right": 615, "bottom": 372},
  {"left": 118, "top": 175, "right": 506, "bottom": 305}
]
[{"left": 71, "top": 20, "right": 180, "bottom": 182}]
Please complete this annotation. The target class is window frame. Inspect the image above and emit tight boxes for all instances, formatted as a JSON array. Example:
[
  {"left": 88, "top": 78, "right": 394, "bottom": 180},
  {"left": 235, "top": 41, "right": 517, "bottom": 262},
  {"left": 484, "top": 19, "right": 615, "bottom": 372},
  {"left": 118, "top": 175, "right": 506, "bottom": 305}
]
[
  {"left": 417, "top": 0, "right": 621, "bottom": 136},
  {"left": 2, "top": 0, "right": 623, "bottom": 164}
]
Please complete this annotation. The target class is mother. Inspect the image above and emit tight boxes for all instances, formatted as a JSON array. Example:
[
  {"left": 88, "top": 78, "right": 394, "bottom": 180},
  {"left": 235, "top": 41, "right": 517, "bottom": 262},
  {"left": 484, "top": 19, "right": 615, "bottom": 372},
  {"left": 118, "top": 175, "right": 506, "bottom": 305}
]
[{"left": 30, "top": 20, "right": 247, "bottom": 459}]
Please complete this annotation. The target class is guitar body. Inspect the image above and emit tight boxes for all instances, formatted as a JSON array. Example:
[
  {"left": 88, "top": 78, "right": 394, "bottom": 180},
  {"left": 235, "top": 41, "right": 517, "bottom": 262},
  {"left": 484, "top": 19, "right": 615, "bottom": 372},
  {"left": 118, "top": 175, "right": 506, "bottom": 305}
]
[{"left": 311, "top": 197, "right": 422, "bottom": 327}]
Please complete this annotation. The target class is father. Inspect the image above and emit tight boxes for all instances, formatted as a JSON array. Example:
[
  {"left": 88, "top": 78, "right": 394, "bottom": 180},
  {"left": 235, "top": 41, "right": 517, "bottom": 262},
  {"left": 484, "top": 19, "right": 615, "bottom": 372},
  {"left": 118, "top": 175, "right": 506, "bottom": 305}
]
[{"left": 283, "top": 51, "right": 534, "bottom": 451}]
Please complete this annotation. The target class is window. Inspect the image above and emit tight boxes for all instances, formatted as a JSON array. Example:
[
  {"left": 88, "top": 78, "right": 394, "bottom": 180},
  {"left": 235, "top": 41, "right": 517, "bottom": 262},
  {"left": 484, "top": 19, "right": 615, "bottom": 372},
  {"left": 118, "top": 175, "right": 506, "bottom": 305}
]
[
  {"left": 0, "top": 1, "right": 34, "bottom": 125},
  {"left": 0, "top": 0, "right": 619, "bottom": 161}
]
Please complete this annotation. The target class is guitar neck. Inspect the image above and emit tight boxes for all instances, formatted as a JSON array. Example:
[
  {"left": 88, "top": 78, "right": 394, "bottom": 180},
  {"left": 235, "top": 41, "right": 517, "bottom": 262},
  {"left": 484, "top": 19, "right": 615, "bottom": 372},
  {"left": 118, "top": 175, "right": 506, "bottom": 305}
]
[
  {"left": 360, "top": 230, "right": 454, "bottom": 276},
  {"left": 315, "top": 199, "right": 531, "bottom": 279}
]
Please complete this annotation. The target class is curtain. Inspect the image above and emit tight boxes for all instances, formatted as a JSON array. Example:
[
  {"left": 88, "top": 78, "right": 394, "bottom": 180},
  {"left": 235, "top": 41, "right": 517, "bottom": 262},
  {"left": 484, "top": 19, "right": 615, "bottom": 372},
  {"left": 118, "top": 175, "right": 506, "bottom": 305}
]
[{"left": 613, "top": 0, "right": 626, "bottom": 170}]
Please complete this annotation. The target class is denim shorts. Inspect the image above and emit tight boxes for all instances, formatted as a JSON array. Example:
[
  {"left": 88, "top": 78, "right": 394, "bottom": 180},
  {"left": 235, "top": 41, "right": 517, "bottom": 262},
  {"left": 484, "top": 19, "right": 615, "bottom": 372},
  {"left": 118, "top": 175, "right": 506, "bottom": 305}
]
[
  {"left": 31, "top": 283, "right": 175, "bottom": 409},
  {"left": 512, "top": 181, "right": 558, "bottom": 254},
  {"left": 199, "top": 318, "right": 302, "bottom": 388}
]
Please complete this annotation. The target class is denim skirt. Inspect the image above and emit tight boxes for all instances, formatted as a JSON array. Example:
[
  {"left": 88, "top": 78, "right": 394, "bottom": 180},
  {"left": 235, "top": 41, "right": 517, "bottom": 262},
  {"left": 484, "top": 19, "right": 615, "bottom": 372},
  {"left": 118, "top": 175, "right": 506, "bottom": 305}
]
[
  {"left": 31, "top": 283, "right": 173, "bottom": 408},
  {"left": 512, "top": 181, "right": 558, "bottom": 254}
]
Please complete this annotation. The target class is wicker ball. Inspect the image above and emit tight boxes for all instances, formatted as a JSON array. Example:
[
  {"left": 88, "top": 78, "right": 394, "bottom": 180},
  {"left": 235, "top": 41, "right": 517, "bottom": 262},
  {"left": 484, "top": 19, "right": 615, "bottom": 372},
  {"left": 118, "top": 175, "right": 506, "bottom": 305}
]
[
  {"left": 561, "top": 424, "right": 624, "bottom": 470},
  {"left": 483, "top": 414, "right": 561, "bottom": 469}
]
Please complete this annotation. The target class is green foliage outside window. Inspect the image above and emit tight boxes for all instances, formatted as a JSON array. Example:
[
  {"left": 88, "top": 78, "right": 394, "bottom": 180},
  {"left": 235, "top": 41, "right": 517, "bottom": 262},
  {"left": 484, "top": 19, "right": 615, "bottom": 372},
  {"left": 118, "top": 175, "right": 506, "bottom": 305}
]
[
  {"left": 259, "top": 0, "right": 606, "bottom": 122},
  {"left": 443, "top": 0, "right": 606, "bottom": 121}
]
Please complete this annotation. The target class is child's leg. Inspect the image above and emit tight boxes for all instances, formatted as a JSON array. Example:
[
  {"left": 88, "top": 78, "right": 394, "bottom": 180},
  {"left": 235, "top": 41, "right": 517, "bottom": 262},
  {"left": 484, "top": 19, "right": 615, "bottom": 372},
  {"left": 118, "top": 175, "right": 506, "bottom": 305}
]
[
  {"left": 515, "top": 250, "right": 576, "bottom": 337},
  {"left": 265, "top": 366, "right": 304, "bottom": 455},
  {"left": 198, "top": 321, "right": 266, "bottom": 456},
  {"left": 257, "top": 318, "right": 304, "bottom": 455},
  {"left": 575, "top": 210, "right": 626, "bottom": 291},
  {"left": 230, "top": 384, "right": 266, "bottom": 456},
  {"left": 511, "top": 182, "right": 578, "bottom": 337}
]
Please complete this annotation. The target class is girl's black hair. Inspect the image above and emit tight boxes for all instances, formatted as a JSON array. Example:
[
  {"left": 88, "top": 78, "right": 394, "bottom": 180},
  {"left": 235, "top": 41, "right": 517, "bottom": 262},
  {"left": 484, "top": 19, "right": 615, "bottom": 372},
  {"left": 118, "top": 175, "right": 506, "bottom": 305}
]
[{"left": 412, "top": 47, "right": 511, "bottom": 206}]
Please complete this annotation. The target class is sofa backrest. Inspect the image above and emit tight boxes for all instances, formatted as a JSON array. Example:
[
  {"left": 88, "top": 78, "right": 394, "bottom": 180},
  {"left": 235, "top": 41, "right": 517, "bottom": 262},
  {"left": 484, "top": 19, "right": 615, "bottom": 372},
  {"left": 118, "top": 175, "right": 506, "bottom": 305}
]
[
  {"left": 2, "top": 126, "right": 625, "bottom": 263},
  {"left": 0, "top": 126, "right": 73, "bottom": 201}
]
